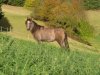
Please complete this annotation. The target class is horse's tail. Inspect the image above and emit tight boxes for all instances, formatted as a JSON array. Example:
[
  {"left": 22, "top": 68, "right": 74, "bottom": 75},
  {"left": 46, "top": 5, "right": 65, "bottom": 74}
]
[{"left": 64, "top": 32, "right": 70, "bottom": 51}]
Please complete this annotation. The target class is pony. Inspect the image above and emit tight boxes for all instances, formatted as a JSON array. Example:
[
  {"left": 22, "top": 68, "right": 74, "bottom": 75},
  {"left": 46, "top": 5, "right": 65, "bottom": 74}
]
[{"left": 25, "top": 17, "right": 69, "bottom": 50}]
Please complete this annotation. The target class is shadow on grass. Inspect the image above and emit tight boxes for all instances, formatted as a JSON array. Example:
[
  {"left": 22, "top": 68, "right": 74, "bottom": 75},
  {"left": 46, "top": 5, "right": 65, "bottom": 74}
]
[{"left": 0, "top": 17, "right": 12, "bottom": 32}]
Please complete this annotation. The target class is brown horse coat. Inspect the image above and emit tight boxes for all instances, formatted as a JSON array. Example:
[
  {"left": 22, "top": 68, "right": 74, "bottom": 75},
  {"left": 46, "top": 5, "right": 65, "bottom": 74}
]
[{"left": 25, "top": 17, "right": 69, "bottom": 50}]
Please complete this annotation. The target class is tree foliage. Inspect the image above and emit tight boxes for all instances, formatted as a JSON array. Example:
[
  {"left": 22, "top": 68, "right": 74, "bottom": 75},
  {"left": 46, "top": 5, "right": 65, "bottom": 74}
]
[
  {"left": 3, "top": 0, "right": 25, "bottom": 6},
  {"left": 0, "top": 1, "right": 4, "bottom": 19},
  {"left": 83, "top": 0, "right": 100, "bottom": 9},
  {"left": 0, "top": 0, "right": 3, "bottom": 4},
  {"left": 24, "top": 0, "right": 35, "bottom": 9}
]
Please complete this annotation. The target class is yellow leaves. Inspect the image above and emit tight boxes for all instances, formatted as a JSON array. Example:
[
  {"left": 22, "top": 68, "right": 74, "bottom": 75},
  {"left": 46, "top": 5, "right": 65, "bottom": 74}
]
[
  {"left": 33, "top": 0, "right": 85, "bottom": 23},
  {"left": 43, "top": 0, "right": 60, "bottom": 7},
  {"left": 24, "top": 0, "right": 35, "bottom": 7}
]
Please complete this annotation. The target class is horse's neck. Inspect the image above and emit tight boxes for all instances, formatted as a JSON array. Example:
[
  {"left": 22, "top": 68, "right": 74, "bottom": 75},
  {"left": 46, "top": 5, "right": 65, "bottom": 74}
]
[{"left": 31, "top": 22, "right": 43, "bottom": 33}]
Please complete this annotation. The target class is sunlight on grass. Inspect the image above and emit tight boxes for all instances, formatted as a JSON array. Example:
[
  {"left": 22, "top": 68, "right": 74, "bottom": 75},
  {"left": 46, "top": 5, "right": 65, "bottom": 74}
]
[
  {"left": 86, "top": 10, "right": 100, "bottom": 35},
  {"left": 0, "top": 34, "right": 100, "bottom": 75}
]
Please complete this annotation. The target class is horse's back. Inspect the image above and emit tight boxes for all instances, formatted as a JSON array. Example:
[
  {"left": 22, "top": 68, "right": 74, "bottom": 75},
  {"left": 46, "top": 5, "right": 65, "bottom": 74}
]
[
  {"left": 54, "top": 28, "right": 65, "bottom": 39},
  {"left": 34, "top": 28, "right": 55, "bottom": 41},
  {"left": 40, "top": 28, "right": 65, "bottom": 40}
]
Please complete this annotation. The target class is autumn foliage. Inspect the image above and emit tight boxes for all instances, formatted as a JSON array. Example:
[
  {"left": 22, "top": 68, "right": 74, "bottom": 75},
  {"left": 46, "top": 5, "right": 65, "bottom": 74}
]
[{"left": 24, "top": 0, "right": 34, "bottom": 9}]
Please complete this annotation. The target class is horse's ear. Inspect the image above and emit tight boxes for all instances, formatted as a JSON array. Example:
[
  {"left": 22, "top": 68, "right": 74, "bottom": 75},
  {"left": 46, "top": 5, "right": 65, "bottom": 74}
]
[
  {"left": 27, "top": 16, "right": 32, "bottom": 20},
  {"left": 27, "top": 16, "right": 29, "bottom": 19},
  {"left": 30, "top": 16, "right": 34, "bottom": 20}
]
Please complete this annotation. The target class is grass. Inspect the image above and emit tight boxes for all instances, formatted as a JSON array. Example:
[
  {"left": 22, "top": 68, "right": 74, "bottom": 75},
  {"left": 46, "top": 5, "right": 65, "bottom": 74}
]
[
  {"left": 85, "top": 10, "right": 100, "bottom": 50},
  {"left": 86, "top": 10, "right": 100, "bottom": 35},
  {"left": 0, "top": 34, "right": 100, "bottom": 75}
]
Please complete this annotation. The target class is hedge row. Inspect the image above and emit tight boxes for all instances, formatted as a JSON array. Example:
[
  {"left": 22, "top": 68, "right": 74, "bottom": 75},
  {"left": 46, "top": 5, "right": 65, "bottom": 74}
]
[
  {"left": 2, "top": 0, "right": 25, "bottom": 6},
  {"left": 83, "top": 0, "right": 100, "bottom": 9},
  {"left": 1, "top": 0, "right": 100, "bottom": 9},
  {"left": 0, "top": 2, "right": 4, "bottom": 19}
]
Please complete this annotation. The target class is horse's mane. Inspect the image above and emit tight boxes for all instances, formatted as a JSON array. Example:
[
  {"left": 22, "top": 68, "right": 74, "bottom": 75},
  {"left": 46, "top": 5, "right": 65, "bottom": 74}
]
[
  {"left": 31, "top": 20, "right": 44, "bottom": 32},
  {"left": 32, "top": 20, "right": 37, "bottom": 25},
  {"left": 32, "top": 20, "right": 44, "bottom": 28}
]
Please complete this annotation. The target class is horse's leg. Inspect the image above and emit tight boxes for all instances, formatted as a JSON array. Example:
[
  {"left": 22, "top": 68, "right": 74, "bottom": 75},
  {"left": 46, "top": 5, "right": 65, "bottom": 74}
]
[
  {"left": 62, "top": 41, "right": 66, "bottom": 48},
  {"left": 57, "top": 40, "right": 65, "bottom": 48},
  {"left": 64, "top": 33, "right": 70, "bottom": 51},
  {"left": 34, "top": 33, "right": 42, "bottom": 44},
  {"left": 36, "top": 39, "right": 42, "bottom": 44},
  {"left": 64, "top": 38, "right": 69, "bottom": 49},
  {"left": 57, "top": 39, "right": 70, "bottom": 51},
  {"left": 64, "top": 40, "right": 70, "bottom": 51}
]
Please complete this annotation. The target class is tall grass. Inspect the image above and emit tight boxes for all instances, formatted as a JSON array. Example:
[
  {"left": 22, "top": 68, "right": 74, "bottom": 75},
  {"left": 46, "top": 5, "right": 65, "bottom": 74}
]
[{"left": 0, "top": 34, "right": 100, "bottom": 75}]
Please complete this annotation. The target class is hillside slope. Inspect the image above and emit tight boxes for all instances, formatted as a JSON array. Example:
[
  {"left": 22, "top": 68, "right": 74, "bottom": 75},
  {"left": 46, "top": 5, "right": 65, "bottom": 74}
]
[
  {"left": 86, "top": 10, "right": 100, "bottom": 51},
  {"left": 0, "top": 34, "right": 100, "bottom": 75},
  {"left": 1, "top": 5, "right": 100, "bottom": 53}
]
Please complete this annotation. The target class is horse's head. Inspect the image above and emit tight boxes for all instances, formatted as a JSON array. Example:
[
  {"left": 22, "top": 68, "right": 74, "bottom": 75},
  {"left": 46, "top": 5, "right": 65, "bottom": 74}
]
[{"left": 25, "top": 17, "right": 34, "bottom": 31}]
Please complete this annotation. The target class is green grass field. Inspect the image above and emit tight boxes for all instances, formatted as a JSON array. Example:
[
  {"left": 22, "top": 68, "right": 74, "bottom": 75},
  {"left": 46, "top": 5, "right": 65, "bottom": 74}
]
[
  {"left": 0, "top": 34, "right": 100, "bottom": 75},
  {"left": 86, "top": 10, "right": 100, "bottom": 51},
  {"left": 0, "top": 5, "right": 100, "bottom": 75}
]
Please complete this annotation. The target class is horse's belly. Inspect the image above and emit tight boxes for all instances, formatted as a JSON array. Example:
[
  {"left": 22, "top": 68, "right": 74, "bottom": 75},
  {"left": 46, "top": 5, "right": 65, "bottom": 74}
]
[
  {"left": 41, "top": 31, "right": 55, "bottom": 42},
  {"left": 42, "top": 37, "right": 55, "bottom": 42}
]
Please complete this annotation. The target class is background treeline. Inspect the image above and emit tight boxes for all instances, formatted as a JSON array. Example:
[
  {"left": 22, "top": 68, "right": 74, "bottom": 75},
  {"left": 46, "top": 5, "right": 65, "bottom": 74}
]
[
  {"left": 0, "top": 1, "right": 4, "bottom": 19},
  {"left": 84, "top": 0, "right": 100, "bottom": 9},
  {"left": 24, "top": 0, "right": 100, "bottom": 10},
  {"left": 0, "top": 0, "right": 25, "bottom": 6},
  {"left": 0, "top": 0, "right": 100, "bottom": 9}
]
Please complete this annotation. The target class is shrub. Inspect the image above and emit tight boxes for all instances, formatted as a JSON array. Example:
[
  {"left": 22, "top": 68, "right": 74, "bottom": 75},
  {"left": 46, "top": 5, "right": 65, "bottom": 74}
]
[
  {"left": 0, "top": 2, "right": 4, "bottom": 19},
  {"left": 0, "top": 0, "right": 3, "bottom": 4},
  {"left": 3, "top": 0, "right": 25, "bottom": 6},
  {"left": 24, "top": 0, "right": 35, "bottom": 9},
  {"left": 83, "top": 0, "right": 100, "bottom": 9}
]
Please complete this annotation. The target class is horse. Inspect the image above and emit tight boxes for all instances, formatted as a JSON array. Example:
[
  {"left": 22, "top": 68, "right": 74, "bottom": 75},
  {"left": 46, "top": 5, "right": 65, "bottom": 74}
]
[{"left": 25, "top": 17, "right": 70, "bottom": 50}]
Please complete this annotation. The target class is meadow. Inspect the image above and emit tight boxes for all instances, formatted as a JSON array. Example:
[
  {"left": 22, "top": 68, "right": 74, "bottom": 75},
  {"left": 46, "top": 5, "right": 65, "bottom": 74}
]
[
  {"left": 0, "top": 34, "right": 100, "bottom": 75},
  {"left": 0, "top": 5, "right": 100, "bottom": 75}
]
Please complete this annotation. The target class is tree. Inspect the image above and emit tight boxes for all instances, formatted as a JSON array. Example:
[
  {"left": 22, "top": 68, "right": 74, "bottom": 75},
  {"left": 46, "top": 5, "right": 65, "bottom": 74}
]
[
  {"left": 32, "top": 0, "right": 62, "bottom": 21},
  {"left": 84, "top": 0, "right": 100, "bottom": 9},
  {"left": 0, "top": 1, "right": 4, "bottom": 19},
  {"left": 3, "top": 0, "right": 25, "bottom": 6},
  {"left": 24, "top": 0, "right": 35, "bottom": 9}
]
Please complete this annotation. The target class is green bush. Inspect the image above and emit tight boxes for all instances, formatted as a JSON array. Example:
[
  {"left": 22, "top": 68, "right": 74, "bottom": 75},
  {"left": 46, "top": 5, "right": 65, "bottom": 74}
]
[
  {"left": 83, "top": 0, "right": 100, "bottom": 9},
  {"left": 0, "top": 2, "right": 4, "bottom": 19},
  {"left": 24, "top": 0, "right": 35, "bottom": 9},
  {"left": 0, "top": 0, "right": 3, "bottom": 4},
  {"left": 3, "top": 0, "right": 25, "bottom": 6}
]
